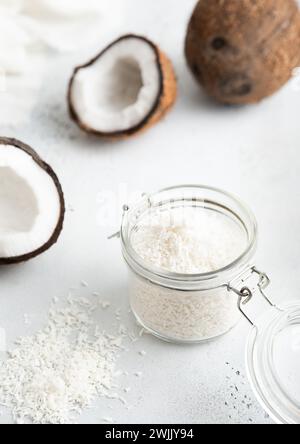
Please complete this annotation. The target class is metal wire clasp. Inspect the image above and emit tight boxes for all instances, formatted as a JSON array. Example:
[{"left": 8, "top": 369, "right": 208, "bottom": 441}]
[
  {"left": 228, "top": 267, "right": 277, "bottom": 326},
  {"left": 108, "top": 205, "right": 129, "bottom": 240}
]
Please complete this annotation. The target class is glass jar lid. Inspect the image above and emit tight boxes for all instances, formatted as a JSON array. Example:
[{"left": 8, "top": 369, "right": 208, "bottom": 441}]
[{"left": 246, "top": 302, "right": 300, "bottom": 424}]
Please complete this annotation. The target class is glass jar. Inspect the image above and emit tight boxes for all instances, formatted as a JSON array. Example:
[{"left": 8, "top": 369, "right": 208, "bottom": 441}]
[
  {"left": 120, "top": 185, "right": 258, "bottom": 343},
  {"left": 246, "top": 301, "right": 300, "bottom": 424},
  {"left": 117, "top": 184, "right": 300, "bottom": 424}
]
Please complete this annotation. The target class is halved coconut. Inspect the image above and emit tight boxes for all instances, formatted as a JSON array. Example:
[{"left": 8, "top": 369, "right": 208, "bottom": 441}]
[
  {"left": 68, "top": 34, "right": 177, "bottom": 139},
  {"left": 0, "top": 138, "right": 65, "bottom": 265}
]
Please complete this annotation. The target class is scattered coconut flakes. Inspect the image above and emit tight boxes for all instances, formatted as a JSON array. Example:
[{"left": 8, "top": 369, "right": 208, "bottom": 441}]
[
  {"left": 67, "top": 292, "right": 76, "bottom": 305},
  {"left": 106, "top": 393, "right": 127, "bottom": 405},
  {"left": 91, "top": 293, "right": 111, "bottom": 310},
  {"left": 139, "top": 351, "right": 146, "bottom": 356},
  {"left": 81, "top": 280, "right": 89, "bottom": 288},
  {"left": 101, "top": 417, "right": 113, "bottom": 424},
  {"left": 23, "top": 314, "right": 30, "bottom": 326},
  {"left": 118, "top": 324, "right": 127, "bottom": 335},
  {"left": 124, "top": 388, "right": 130, "bottom": 393},
  {"left": 134, "top": 372, "right": 142, "bottom": 378},
  {"left": 0, "top": 296, "right": 125, "bottom": 425},
  {"left": 128, "top": 332, "right": 138, "bottom": 343}
]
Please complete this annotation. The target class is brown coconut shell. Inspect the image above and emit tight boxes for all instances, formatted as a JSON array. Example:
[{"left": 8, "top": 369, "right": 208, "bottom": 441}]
[
  {"left": 185, "top": 0, "right": 300, "bottom": 104},
  {"left": 68, "top": 35, "right": 177, "bottom": 140},
  {"left": 0, "top": 138, "right": 65, "bottom": 265}
]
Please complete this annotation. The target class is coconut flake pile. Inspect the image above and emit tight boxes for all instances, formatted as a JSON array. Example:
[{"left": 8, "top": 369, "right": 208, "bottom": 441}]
[
  {"left": 132, "top": 207, "right": 247, "bottom": 274},
  {"left": 0, "top": 294, "right": 124, "bottom": 424}
]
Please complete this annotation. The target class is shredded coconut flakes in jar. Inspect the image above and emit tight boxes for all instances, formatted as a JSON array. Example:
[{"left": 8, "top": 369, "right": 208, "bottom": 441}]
[
  {"left": 132, "top": 208, "right": 246, "bottom": 274},
  {"left": 129, "top": 207, "right": 248, "bottom": 341}
]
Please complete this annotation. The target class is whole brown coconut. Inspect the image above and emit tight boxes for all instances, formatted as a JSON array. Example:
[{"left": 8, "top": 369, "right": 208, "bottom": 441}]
[{"left": 185, "top": 0, "right": 300, "bottom": 104}]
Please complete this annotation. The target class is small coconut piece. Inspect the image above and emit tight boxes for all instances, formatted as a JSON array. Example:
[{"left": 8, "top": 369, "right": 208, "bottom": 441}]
[
  {"left": 185, "top": 0, "right": 300, "bottom": 104},
  {"left": 0, "top": 138, "right": 65, "bottom": 265},
  {"left": 68, "top": 34, "right": 177, "bottom": 139}
]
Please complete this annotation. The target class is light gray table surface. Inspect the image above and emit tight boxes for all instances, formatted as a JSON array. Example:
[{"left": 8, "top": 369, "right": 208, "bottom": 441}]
[{"left": 1, "top": 0, "right": 299, "bottom": 424}]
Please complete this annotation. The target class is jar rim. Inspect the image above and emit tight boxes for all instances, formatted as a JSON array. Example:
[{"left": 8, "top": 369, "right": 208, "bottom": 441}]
[{"left": 121, "top": 184, "right": 258, "bottom": 289}]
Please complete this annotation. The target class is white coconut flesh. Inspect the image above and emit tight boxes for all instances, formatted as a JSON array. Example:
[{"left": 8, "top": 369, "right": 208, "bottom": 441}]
[
  {"left": 0, "top": 145, "right": 61, "bottom": 259},
  {"left": 70, "top": 37, "right": 162, "bottom": 133}
]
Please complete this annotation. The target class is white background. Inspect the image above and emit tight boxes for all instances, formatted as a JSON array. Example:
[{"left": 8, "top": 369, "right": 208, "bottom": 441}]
[{"left": 1, "top": 0, "right": 300, "bottom": 424}]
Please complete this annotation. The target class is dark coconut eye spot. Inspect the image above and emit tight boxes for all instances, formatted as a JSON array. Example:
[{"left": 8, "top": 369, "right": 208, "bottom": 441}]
[
  {"left": 220, "top": 74, "right": 253, "bottom": 97},
  {"left": 211, "top": 37, "right": 227, "bottom": 50},
  {"left": 235, "top": 83, "right": 252, "bottom": 96}
]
